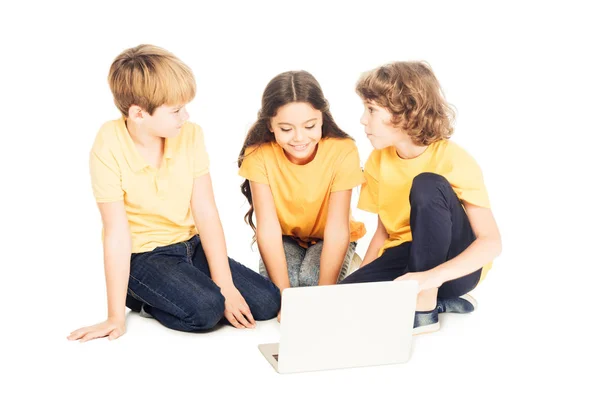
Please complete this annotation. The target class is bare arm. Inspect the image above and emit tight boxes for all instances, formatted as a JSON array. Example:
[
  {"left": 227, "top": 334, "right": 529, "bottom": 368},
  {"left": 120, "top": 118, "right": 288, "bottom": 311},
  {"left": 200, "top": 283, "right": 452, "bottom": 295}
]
[
  {"left": 361, "top": 216, "right": 388, "bottom": 267},
  {"left": 319, "top": 190, "right": 352, "bottom": 285},
  {"left": 432, "top": 203, "right": 502, "bottom": 285},
  {"left": 101, "top": 201, "right": 132, "bottom": 322},
  {"left": 251, "top": 181, "right": 290, "bottom": 292},
  {"left": 397, "top": 203, "right": 502, "bottom": 290},
  {"left": 190, "top": 173, "right": 234, "bottom": 288},
  {"left": 68, "top": 201, "right": 131, "bottom": 342},
  {"left": 191, "top": 173, "right": 255, "bottom": 328}
]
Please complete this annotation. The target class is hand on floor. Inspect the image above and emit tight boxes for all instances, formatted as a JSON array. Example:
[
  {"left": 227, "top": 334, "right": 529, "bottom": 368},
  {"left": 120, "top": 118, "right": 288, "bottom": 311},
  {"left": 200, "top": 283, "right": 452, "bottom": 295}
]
[
  {"left": 67, "top": 318, "right": 126, "bottom": 342},
  {"left": 221, "top": 285, "right": 256, "bottom": 329}
]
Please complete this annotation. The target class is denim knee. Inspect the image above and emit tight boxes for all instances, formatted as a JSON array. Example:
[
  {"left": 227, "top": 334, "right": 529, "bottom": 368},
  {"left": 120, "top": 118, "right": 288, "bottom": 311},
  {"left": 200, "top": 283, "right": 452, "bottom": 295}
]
[
  {"left": 181, "top": 289, "right": 225, "bottom": 331},
  {"left": 251, "top": 286, "right": 281, "bottom": 321}
]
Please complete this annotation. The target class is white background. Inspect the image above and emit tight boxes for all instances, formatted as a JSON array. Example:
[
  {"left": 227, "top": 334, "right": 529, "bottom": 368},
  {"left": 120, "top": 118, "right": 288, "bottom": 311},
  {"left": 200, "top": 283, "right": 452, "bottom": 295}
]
[{"left": 1, "top": 0, "right": 598, "bottom": 398}]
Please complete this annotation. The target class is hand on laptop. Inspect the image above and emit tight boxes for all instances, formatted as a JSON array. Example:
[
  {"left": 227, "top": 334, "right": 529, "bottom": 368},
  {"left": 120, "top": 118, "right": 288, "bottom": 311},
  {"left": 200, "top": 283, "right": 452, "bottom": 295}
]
[
  {"left": 221, "top": 285, "right": 256, "bottom": 329},
  {"left": 277, "top": 310, "right": 281, "bottom": 323}
]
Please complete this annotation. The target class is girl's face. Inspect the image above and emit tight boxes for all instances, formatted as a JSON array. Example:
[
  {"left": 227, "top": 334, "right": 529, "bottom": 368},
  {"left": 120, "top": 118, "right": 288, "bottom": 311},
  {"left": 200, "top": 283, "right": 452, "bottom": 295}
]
[
  {"left": 360, "top": 100, "right": 404, "bottom": 149},
  {"left": 271, "top": 102, "right": 323, "bottom": 165}
]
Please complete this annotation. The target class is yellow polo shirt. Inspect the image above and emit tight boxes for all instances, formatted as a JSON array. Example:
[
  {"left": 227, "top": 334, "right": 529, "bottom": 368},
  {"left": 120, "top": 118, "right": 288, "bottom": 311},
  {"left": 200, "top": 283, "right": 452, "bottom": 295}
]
[
  {"left": 358, "top": 139, "right": 493, "bottom": 281},
  {"left": 89, "top": 117, "right": 209, "bottom": 253},
  {"left": 239, "top": 137, "right": 366, "bottom": 247}
]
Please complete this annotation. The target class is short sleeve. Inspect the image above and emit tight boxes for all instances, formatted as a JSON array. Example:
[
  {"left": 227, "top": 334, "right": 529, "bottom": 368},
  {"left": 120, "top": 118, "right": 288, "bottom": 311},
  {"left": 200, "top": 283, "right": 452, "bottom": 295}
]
[
  {"left": 238, "top": 145, "right": 269, "bottom": 185},
  {"left": 357, "top": 151, "right": 380, "bottom": 213},
  {"left": 451, "top": 150, "right": 490, "bottom": 208},
  {"left": 193, "top": 125, "right": 210, "bottom": 177},
  {"left": 89, "top": 145, "right": 124, "bottom": 203},
  {"left": 331, "top": 145, "right": 365, "bottom": 192}
]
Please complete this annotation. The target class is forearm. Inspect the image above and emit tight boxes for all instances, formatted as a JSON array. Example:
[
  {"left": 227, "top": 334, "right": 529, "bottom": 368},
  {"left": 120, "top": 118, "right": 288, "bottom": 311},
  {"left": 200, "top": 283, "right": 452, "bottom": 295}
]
[
  {"left": 318, "top": 230, "right": 350, "bottom": 285},
  {"left": 196, "top": 214, "right": 234, "bottom": 288},
  {"left": 361, "top": 230, "right": 387, "bottom": 267},
  {"left": 257, "top": 228, "right": 290, "bottom": 291},
  {"left": 103, "top": 231, "right": 131, "bottom": 322},
  {"left": 432, "top": 236, "right": 502, "bottom": 286}
]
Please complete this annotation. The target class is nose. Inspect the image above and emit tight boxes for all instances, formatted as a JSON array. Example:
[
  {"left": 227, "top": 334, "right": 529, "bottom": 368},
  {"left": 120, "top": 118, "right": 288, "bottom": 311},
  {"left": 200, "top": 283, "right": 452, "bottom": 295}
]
[
  {"left": 360, "top": 110, "right": 368, "bottom": 126},
  {"left": 181, "top": 107, "right": 190, "bottom": 122},
  {"left": 293, "top": 128, "right": 304, "bottom": 142}
]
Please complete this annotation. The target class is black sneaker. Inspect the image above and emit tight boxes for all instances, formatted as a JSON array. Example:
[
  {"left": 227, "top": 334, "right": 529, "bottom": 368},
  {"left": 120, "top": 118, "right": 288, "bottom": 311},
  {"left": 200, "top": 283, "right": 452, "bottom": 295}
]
[
  {"left": 413, "top": 309, "right": 440, "bottom": 335},
  {"left": 437, "top": 294, "right": 477, "bottom": 314}
]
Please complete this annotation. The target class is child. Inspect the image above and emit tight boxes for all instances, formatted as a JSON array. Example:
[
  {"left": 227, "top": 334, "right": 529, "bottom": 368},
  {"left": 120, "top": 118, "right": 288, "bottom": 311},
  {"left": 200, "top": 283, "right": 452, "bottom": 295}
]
[
  {"left": 340, "top": 62, "right": 502, "bottom": 335},
  {"left": 238, "top": 71, "right": 365, "bottom": 319},
  {"left": 68, "top": 44, "right": 280, "bottom": 342}
]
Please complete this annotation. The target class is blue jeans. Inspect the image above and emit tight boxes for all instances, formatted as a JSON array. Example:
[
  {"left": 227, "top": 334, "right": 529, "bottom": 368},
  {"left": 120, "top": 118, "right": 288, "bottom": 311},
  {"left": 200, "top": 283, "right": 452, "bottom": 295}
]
[
  {"left": 341, "top": 173, "right": 482, "bottom": 298},
  {"left": 126, "top": 235, "right": 281, "bottom": 332}
]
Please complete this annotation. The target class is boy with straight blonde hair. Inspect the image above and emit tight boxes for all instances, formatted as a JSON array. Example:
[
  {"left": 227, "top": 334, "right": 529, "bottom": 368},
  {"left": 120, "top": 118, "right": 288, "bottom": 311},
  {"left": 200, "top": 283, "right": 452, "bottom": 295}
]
[{"left": 68, "top": 44, "right": 280, "bottom": 342}]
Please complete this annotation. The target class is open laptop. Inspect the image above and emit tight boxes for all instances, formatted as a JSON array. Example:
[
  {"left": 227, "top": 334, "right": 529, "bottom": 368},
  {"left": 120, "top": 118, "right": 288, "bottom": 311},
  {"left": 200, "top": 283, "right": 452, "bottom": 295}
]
[{"left": 258, "top": 280, "right": 418, "bottom": 374}]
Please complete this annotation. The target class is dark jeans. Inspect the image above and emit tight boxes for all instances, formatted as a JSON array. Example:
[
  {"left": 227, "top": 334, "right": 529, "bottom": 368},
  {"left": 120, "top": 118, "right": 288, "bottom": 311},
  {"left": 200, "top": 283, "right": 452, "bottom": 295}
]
[
  {"left": 340, "top": 173, "right": 482, "bottom": 298},
  {"left": 126, "top": 235, "right": 281, "bottom": 332}
]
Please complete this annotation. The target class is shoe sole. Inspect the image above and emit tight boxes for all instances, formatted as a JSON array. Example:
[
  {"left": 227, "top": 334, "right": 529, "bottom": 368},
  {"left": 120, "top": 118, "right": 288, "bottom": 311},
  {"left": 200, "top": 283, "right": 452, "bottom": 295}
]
[{"left": 413, "top": 321, "right": 440, "bottom": 336}]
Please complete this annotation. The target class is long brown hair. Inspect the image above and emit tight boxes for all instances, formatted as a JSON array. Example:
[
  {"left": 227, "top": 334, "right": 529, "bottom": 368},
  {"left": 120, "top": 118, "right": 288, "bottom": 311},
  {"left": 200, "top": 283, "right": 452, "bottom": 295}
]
[{"left": 238, "top": 70, "right": 351, "bottom": 241}]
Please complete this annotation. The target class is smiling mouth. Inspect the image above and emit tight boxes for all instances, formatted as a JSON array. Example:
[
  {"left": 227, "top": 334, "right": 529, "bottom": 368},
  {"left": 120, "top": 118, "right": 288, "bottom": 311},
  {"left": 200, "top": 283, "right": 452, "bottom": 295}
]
[{"left": 290, "top": 143, "right": 310, "bottom": 151}]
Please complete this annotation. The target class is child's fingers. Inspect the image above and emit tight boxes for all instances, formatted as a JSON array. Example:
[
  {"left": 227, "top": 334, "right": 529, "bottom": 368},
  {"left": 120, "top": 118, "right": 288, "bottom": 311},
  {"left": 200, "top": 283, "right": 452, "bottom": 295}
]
[
  {"left": 67, "top": 327, "right": 91, "bottom": 341},
  {"left": 80, "top": 327, "right": 111, "bottom": 343},
  {"left": 108, "top": 329, "right": 123, "bottom": 340},
  {"left": 234, "top": 310, "right": 252, "bottom": 328},
  {"left": 240, "top": 305, "right": 255, "bottom": 326},
  {"left": 225, "top": 311, "right": 244, "bottom": 329}
]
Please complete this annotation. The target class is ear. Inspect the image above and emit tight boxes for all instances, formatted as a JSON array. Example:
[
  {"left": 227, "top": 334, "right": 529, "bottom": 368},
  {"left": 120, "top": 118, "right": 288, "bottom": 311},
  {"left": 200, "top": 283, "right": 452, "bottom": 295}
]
[{"left": 127, "top": 105, "right": 145, "bottom": 123}]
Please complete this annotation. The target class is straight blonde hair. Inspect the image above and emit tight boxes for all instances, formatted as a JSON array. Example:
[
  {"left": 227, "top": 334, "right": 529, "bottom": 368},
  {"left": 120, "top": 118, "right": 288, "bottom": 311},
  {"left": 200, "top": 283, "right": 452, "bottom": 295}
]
[{"left": 108, "top": 44, "right": 196, "bottom": 116}]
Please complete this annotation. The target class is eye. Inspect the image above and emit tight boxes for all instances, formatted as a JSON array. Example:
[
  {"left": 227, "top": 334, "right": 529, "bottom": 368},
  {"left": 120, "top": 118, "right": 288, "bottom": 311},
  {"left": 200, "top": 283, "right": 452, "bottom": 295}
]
[
  {"left": 174, "top": 109, "right": 181, "bottom": 114},
  {"left": 368, "top": 107, "right": 374, "bottom": 114},
  {"left": 305, "top": 125, "right": 315, "bottom": 130},
  {"left": 281, "top": 128, "right": 292, "bottom": 132}
]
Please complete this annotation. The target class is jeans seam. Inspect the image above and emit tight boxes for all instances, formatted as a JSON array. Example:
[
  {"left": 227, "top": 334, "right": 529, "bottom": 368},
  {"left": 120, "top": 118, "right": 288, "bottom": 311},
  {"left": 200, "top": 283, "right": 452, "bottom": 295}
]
[
  {"left": 129, "top": 274, "right": 187, "bottom": 316},
  {"left": 184, "top": 240, "right": 193, "bottom": 264}
]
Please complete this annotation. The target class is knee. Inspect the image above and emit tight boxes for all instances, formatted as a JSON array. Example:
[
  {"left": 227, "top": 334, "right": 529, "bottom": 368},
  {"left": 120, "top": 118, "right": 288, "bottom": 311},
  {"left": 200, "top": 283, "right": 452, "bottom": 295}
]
[
  {"left": 182, "top": 289, "right": 225, "bottom": 331},
  {"left": 410, "top": 173, "right": 450, "bottom": 206},
  {"left": 298, "top": 269, "right": 319, "bottom": 287},
  {"left": 251, "top": 285, "right": 281, "bottom": 321}
]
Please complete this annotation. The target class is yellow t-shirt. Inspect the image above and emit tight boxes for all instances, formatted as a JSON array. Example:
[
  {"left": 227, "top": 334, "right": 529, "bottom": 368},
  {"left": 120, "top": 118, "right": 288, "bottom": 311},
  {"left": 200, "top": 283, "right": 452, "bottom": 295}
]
[
  {"left": 89, "top": 117, "right": 209, "bottom": 253},
  {"left": 239, "top": 137, "right": 366, "bottom": 247},
  {"left": 358, "top": 140, "right": 493, "bottom": 281}
]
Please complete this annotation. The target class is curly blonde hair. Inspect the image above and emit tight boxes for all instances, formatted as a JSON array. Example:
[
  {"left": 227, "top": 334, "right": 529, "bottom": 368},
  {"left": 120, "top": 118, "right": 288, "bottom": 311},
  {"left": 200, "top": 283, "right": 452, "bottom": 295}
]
[{"left": 356, "top": 61, "right": 455, "bottom": 145}]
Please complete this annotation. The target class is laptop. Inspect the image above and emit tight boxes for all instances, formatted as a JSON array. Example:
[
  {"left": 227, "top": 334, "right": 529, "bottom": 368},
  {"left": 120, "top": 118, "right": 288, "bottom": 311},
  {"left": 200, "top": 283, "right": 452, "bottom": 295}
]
[{"left": 258, "top": 280, "right": 418, "bottom": 374}]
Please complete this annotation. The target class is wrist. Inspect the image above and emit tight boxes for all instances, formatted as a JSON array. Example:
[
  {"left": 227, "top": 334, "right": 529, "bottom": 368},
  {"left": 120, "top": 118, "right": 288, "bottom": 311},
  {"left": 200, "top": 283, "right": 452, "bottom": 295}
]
[
  {"left": 318, "top": 278, "right": 337, "bottom": 286},
  {"left": 277, "top": 283, "right": 290, "bottom": 294},
  {"left": 427, "top": 268, "right": 446, "bottom": 288},
  {"left": 108, "top": 314, "right": 126, "bottom": 324}
]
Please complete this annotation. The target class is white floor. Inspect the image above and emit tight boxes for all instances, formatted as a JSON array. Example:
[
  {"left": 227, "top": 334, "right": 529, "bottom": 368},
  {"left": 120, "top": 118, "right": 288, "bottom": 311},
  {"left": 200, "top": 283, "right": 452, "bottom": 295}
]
[{"left": 6, "top": 272, "right": 591, "bottom": 400}]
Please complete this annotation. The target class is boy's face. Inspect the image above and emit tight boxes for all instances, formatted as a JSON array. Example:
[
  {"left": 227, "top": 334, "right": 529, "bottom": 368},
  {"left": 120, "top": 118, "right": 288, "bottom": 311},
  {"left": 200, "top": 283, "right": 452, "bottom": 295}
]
[
  {"left": 270, "top": 102, "right": 323, "bottom": 165},
  {"left": 360, "top": 100, "right": 403, "bottom": 149},
  {"left": 145, "top": 104, "right": 190, "bottom": 138}
]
